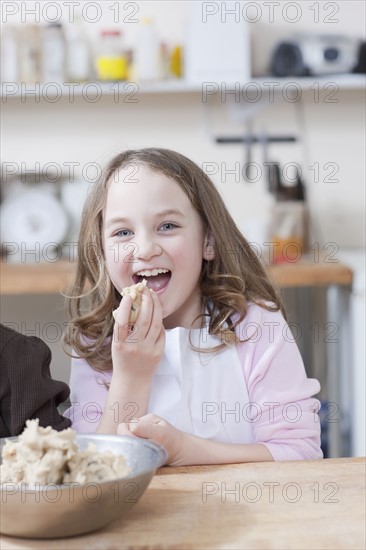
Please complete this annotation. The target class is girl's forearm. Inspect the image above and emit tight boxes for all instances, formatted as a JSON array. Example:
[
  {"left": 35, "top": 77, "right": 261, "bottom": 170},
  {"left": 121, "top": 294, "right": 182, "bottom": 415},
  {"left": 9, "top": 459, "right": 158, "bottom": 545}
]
[
  {"left": 175, "top": 433, "right": 274, "bottom": 466},
  {"left": 96, "top": 374, "right": 151, "bottom": 434}
]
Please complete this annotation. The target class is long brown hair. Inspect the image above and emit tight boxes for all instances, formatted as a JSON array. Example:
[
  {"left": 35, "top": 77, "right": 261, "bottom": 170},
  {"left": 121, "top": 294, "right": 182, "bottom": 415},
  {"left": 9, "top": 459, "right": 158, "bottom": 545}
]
[{"left": 63, "top": 148, "right": 284, "bottom": 371}]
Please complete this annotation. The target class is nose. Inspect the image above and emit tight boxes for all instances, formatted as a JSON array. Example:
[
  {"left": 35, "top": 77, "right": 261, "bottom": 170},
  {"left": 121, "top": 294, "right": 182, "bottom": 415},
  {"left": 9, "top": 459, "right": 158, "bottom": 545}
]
[{"left": 135, "top": 233, "right": 162, "bottom": 261}]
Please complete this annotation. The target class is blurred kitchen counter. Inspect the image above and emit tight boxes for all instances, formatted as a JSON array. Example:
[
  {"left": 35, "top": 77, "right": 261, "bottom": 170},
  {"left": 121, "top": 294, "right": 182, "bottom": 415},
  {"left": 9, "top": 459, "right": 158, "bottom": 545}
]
[
  {"left": 0, "top": 260, "right": 76, "bottom": 295},
  {"left": 0, "top": 257, "right": 353, "bottom": 295}
]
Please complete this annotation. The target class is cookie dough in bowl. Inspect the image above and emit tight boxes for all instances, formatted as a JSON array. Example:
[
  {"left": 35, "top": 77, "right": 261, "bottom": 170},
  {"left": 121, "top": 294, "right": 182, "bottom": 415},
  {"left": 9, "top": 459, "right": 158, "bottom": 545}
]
[{"left": 0, "top": 420, "right": 167, "bottom": 538}]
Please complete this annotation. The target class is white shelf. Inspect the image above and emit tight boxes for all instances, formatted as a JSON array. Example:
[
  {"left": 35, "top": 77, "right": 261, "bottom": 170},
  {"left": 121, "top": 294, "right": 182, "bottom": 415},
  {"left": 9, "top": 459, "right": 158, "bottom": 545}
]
[
  {"left": 1, "top": 74, "right": 364, "bottom": 99},
  {"left": 0, "top": 79, "right": 202, "bottom": 98},
  {"left": 254, "top": 74, "right": 366, "bottom": 90}
]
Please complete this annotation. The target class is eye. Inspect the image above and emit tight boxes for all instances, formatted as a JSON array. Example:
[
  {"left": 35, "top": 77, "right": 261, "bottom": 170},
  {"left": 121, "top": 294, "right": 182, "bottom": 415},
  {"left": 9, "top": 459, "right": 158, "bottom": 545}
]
[
  {"left": 114, "top": 229, "right": 133, "bottom": 238},
  {"left": 160, "top": 222, "right": 178, "bottom": 231}
]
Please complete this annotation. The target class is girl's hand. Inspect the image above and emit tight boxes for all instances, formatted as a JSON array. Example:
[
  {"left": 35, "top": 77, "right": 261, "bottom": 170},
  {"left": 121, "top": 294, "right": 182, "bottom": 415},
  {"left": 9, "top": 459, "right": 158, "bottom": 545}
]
[
  {"left": 112, "top": 289, "right": 165, "bottom": 381},
  {"left": 117, "top": 414, "right": 275, "bottom": 465},
  {"left": 117, "top": 414, "right": 188, "bottom": 466}
]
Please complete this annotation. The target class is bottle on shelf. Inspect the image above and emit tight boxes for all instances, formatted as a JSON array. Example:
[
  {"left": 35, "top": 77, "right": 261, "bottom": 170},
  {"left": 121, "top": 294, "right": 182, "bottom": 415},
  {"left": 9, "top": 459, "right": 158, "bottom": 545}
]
[
  {"left": 268, "top": 163, "right": 308, "bottom": 264},
  {"left": 18, "top": 25, "right": 42, "bottom": 84},
  {"left": 170, "top": 45, "right": 183, "bottom": 78},
  {"left": 41, "top": 23, "right": 66, "bottom": 84},
  {"left": 133, "top": 17, "right": 160, "bottom": 82},
  {"left": 1, "top": 26, "right": 18, "bottom": 83},
  {"left": 159, "top": 42, "right": 170, "bottom": 80},
  {"left": 65, "top": 18, "right": 91, "bottom": 82},
  {"left": 95, "top": 30, "right": 128, "bottom": 81}
]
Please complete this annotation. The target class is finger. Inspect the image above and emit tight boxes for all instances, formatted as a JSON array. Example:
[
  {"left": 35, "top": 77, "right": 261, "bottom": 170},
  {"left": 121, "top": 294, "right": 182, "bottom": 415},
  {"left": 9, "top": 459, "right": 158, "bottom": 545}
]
[
  {"left": 135, "top": 413, "right": 163, "bottom": 425},
  {"left": 113, "top": 295, "right": 136, "bottom": 342},
  {"left": 132, "top": 288, "right": 154, "bottom": 336},
  {"left": 114, "top": 294, "right": 132, "bottom": 323},
  {"left": 151, "top": 289, "right": 163, "bottom": 319},
  {"left": 145, "top": 291, "right": 164, "bottom": 342},
  {"left": 129, "top": 414, "right": 165, "bottom": 438},
  {"left": 144, "top": 289, "right": 159, "bottom": 335},
  {"left": 117, "top": 422, "right": 137, "bottom": 437}
]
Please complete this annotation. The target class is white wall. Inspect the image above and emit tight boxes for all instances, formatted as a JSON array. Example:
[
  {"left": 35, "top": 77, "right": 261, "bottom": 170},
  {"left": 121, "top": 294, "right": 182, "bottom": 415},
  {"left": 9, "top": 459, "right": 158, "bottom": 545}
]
[{"left": 2, "top": 1, "right": 365, "bottom": 248}]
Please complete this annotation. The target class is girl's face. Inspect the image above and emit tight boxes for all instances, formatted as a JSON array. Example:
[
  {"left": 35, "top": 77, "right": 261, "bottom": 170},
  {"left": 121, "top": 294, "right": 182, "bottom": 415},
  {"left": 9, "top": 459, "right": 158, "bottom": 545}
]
[{"left": 103, "top": 165, "right": 212, "bottom": 329}]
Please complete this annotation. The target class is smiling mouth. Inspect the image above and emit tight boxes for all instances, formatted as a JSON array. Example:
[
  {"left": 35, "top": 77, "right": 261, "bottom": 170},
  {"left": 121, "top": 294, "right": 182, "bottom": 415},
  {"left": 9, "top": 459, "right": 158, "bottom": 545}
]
[{"left": 133, "top": 269, "right": 172, "bottom": 292}]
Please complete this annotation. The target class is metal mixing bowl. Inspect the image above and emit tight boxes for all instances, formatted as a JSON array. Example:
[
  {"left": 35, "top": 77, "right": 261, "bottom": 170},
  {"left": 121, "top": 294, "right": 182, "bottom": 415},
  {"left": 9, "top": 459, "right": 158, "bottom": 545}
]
[{"left": 0, "top": 434, "right": 167, "bottom": 539}]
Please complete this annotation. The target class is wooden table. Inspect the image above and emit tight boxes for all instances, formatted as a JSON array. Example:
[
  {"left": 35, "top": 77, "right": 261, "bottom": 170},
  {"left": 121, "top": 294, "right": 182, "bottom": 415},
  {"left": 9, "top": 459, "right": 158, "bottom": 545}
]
[{"left": 1, "top": 457, "right": 364, "bottom": 549}]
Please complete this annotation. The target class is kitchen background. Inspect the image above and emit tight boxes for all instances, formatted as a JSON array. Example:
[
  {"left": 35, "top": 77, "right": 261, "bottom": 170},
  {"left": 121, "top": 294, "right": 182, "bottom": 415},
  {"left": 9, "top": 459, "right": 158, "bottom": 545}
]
[{"left": 1, "top": 1, "right": 365, "bottom": 457}]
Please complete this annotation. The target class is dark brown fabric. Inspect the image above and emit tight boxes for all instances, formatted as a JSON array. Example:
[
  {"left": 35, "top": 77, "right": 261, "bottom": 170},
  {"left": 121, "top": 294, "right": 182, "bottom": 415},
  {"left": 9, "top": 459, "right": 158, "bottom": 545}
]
[{"left": 0, "top": 324, "right": 71, "bottom": 437}]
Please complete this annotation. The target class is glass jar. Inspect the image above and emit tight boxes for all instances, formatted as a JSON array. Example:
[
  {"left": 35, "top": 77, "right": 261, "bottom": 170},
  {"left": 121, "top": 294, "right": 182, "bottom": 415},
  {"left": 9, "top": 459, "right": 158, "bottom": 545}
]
[
  {"left": 18, "top": 25, "right": 42, "bottom": 83},
  {"left": 66, "top": 18, "right": 91, "bottom": 82},
  {"left": 1, "top": 26, "right": 19, "bottom": 83},
  {"left": 269, "top": 201, "right": 308, "bottom": 264},
  {"left": 42, "top": 23, "right": 65, "bottom": 83},
  {"left": 96, "top": 30, "right": 127, "bottom": 81}
]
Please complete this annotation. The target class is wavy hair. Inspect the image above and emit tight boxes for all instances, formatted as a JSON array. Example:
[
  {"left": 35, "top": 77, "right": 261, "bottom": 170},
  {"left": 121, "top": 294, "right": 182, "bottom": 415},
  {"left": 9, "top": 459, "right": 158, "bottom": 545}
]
[{"left": 63, "top": 148, "right": 284, "bottom": 371}]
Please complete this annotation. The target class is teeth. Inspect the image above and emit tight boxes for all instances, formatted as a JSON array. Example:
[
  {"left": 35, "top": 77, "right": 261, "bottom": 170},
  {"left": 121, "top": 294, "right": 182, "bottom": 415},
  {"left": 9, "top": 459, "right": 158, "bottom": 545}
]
[{"left": 135, "top": 268, "right": 170, "bottom": 277}]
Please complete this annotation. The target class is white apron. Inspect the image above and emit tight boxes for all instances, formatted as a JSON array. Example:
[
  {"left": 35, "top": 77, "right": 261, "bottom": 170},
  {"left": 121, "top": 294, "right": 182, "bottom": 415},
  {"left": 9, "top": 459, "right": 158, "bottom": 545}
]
[{"left": 147, "top": 326, "right": 255, "bottom": 445}]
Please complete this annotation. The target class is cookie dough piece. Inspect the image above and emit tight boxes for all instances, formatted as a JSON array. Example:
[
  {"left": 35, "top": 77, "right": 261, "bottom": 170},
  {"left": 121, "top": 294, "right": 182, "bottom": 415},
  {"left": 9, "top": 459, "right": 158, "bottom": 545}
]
[{"left": 113, "top": 279, "right": 147, "bottom": 323}]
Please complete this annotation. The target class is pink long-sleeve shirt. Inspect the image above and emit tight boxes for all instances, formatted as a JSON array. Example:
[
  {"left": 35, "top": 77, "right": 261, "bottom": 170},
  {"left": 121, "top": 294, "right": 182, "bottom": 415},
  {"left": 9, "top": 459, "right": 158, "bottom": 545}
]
[{"left": 65, "top": 303, "right": 323, "bottom": 461}]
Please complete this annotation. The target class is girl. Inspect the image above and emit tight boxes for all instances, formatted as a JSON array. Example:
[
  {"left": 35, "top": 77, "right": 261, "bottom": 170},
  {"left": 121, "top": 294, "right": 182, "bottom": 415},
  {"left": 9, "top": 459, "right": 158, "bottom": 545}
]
[{"left": 64, "top": 148, "right": 322, "bottom": 465}]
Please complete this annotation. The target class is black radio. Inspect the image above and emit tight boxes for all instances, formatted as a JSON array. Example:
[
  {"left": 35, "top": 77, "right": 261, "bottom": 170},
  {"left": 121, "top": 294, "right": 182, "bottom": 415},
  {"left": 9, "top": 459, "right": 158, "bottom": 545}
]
[{"left": 271, "top": 35, "right": 362, "bottom": 77}]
